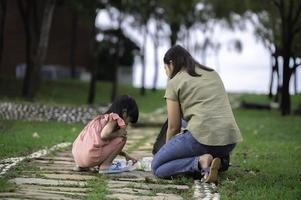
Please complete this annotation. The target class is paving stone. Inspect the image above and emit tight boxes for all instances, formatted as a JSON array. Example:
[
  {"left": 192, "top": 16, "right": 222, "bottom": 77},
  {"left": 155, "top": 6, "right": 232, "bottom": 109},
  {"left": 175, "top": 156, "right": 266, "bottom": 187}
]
[
  {"left": 109, "top": 188, "right": 183, "bottom": 200},
  {"left": 138, "top": 143, "right": 154, "bottom": 147},
  {"left": 23, "top": 170, "right": 76, "bottom": 175},
  {"left": 18, "top": 188, "right": 85, "bottom": 198},
  {"left": 125, "top": 140, "right": 135, "bottom": 145},
  {"left": 0, "top": 191, "right": 78, "bottom": 200},
  {"left": 108, "top": 187, "right": 152, "bottom": 195},
  {"left": 106, "top": 193, "right": 151, "bottom": 199},
  {"left": 12, "top": 177, "right": 87, "bottom": 187},
  {"left": 129, "top": 135, "right": 145, "bottom": 140},
  {"left": 114, "top": 177, "right": 147, "bottom": 182},
  {"left": 36, "top": 156, "right": 74, "bottom": 162},
  {"left": 38, "top": 165, "right": 74, "bottom": 171},
  {"left": 155, "top": 193, "right": 183, "bottom": 200},
  {"left": 138, "top": 147, "right": 153, "bottom": 151},
  {"left": 107, "top": 193, "right": 183, "bottom": 200},
  {"left": 21, "top": 184, "right": 92, "bottom": 193},
  {"left": 130, "top": 151, "right": 153, "bottom": 157},
  {"left": 42, "top": 173, "right": 97, "bottom": 181},
  {"left": 108, "top": 180, "right": 189, "bottom": 190},
  {"left": 106, "top": 171, "right": 154, "bottom": 179},
  {"left": 54, "top": 152, "right": 73, "bottom": 158},
  {"left": 32, "top": 159, "right": 75, "bottom": 165}
]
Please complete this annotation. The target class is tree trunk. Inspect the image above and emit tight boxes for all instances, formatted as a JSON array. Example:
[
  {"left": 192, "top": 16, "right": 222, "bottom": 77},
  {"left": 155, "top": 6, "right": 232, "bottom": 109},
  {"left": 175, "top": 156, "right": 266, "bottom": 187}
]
[
  {"left": 0, "top": 0, "right": 7, "bottom": 68},
  {"left": 152, "top": 25, "right": 159, "bottom": 92},
  {"left": 268, "top": 51, "right": 278, "bottom": 99},
  {"left": 18, "top": 0, "right": 38, "bottom": 99},
  {"left": 274, "top": 55, "right": 281, "bottom": 103},
  {"left": 87, "top": 13, "right": 97, "bottom": 104},
  {"left": 280, "top": 28, "right": 292, "bottom": 115},
  {"left": 293, "top": 68, "right": 297, "bottom": 95},
  {"left": 110, "top": 35, "right": 119, "bottom": 102},
  {"left": 110, "top": 13, "right": 124, "bottom": 102},
  {"left": 70, "top": 11, "right": 78, "bottom": 79},
  {"left": 292, "top": 59, "right": 297, "bottom": 95},
  {"left": 140, "top": 25, "right": 147, "bottom": 96},
  {"left": 87, "top": 60, "right": 97, "bottom": 104},
  {"left": 279, "top": 0, "right": 295, "bottom": 115},
  {"left": 18, "top": 0, "right": 55, "bottom": 99},
  {"left": 186, "top": 28, "right": 190, "bottom": 51},
  {"left": 170, "top": 23, "right": 179, "bottom": 46},
  {"left": 281, "top": 59, "right": 291, "bottom": 115},
  {"left": 33, "top": 0, "right": 56, "bottom": 95},
  {"left": 110, "top": 62, "right": 118, "bottom": 101}
]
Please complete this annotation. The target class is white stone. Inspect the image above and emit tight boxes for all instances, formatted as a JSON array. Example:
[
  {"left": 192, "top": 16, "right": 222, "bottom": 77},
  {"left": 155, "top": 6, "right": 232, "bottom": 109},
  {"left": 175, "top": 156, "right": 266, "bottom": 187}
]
[{"left": 13, "top": 177, "right": 87, "bottom": 187}]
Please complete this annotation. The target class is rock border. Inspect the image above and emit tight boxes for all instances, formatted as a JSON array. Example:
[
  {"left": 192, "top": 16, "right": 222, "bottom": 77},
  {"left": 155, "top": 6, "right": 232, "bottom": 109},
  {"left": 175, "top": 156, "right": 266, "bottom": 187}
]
[{"left": 0, "top": 142, "right": 71, "bottom": 177}]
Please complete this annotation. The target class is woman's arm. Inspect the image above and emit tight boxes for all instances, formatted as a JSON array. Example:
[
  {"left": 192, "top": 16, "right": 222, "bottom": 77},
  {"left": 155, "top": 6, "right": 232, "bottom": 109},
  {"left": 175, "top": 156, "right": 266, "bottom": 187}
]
[
  {"left": 166, "top": 99, "right": 181, "bottom": 142},
  {"left": 100, "top": 121, "right": 127, "bottom": 140}
]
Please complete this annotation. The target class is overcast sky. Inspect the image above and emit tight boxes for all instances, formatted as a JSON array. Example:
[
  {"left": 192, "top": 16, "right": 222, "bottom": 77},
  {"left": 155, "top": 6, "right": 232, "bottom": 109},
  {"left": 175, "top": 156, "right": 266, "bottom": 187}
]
[{"left": 96, "top": 9, "right": 301, "bottom": 94}]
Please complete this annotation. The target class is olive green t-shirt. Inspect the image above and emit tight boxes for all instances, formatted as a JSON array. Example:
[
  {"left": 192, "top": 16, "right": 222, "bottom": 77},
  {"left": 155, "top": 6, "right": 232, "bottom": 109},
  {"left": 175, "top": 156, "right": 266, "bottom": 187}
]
[{"left": 164, "top": 68, "right": 242, "bottom": 146}]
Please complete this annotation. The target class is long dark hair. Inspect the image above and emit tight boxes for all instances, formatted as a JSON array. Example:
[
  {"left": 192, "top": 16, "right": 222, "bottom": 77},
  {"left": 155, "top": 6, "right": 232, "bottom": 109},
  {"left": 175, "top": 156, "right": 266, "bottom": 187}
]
[
  {"left": 163, "top": 45, "right": 213, "bottom": 78},
  {"left": 105, "top": 95, "right": 139, "bottom": 123}
]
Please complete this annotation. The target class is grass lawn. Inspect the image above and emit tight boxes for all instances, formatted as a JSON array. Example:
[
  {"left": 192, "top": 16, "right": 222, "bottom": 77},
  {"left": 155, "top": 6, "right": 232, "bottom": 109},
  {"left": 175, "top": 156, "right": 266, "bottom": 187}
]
[
  {"left": 220, "top": 109, "right": 301, "bottom": 199},
  {"left": 0, "top": 79, "right": 166, "bottom": 113},
  {"left": 0, "top": 120, "right": 84, "bottom": 160}
]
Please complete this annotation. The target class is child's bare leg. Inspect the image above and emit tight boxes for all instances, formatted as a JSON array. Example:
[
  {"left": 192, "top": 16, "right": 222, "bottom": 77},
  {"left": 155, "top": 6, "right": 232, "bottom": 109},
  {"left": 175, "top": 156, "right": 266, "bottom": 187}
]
[
  {"left": 198, "top": 154, "right": 213, "bottom": 179},
  {"left": 99, "top": 137, "right": 126, "bottom": 170}
]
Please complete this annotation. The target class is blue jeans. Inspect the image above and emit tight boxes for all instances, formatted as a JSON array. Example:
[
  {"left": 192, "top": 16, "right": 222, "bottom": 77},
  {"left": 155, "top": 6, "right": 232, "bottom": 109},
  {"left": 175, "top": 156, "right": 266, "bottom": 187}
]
[{"left": 151, "top": 131, "right": 235, "bottom": 178}]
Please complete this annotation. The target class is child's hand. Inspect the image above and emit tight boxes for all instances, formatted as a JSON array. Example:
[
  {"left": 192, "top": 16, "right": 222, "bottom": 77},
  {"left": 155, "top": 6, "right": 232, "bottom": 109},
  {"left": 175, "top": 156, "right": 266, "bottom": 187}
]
[
  {"left": 125, "top": 154, "right": 138, "bottom": 165},
  {"left": 119, "top": 129, "right": 127, "bottom": 138}
]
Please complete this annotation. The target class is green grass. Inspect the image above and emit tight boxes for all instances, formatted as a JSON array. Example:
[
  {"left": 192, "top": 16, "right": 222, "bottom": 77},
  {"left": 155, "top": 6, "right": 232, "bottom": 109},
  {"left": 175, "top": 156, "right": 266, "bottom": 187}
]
[
  {"left": 0, "top": 179, "right": 15, "bottom": 192},
  {"left": 1, "top": 78, "right": 300, "bottom": 113},
  {"left": 219, "top": 109, "right": 301, "bottom": 199},
  {"left": 0, "top": 79, "right": 166, "bottom": 113},
  {"left": 0, "top": 119, "right": 84, "bottom": 160},
  {"left": 237, "top": 93, "right": 301, "bottom": 110},
  {"left": 85, "top": 177, "right": 109, "bottom": 200}
]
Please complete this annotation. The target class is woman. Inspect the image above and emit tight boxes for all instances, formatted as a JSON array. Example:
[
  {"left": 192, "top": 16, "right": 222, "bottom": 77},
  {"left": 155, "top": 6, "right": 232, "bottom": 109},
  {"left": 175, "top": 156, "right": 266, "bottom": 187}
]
[{"left": 151, "top": 45, "right": 242, "bottom": 182}]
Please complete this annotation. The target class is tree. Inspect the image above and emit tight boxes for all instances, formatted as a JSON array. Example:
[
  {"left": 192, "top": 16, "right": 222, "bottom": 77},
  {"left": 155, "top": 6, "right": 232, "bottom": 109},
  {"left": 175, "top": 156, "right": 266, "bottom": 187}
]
[
  {"left": 70, "top": 10, "right": 78, "bottom": 79},
  {"left": 18, "top": 0, "right": 56, "bottom": 100},
  {"left": 104, "top": 0, "right": 130, "bottom": 101},
  {"left": 67, "top": 0, "right": 106, "bottom": 104},
  {"left": 158, "top": 0, "right": 197, "bottom": 45},
  {"left": 126, "top": 0, "right": 157, "bottom": 96},
  {"left": 253, "top": 9, "right": 282, "bottom": 101},
  {"left": 0, "top": 0, "right": 7, "bottom": 68},
  {"left": 291, "top": 35, "right": 301, "bottom": 94},
  {"left": 204, "top": 0, "right": 301, "bottom": 115},
  {"left": 270, "top": 0, "right": 301, "bottom": 115},
  {"left": 96, "top": 29, "right": 139, "bottom": 85},
  {"left": 87, "top": 14, "right": 97, "bottom": 104},
  {"left": 150, "top": 5, "right": 165, "bottom": 91}
]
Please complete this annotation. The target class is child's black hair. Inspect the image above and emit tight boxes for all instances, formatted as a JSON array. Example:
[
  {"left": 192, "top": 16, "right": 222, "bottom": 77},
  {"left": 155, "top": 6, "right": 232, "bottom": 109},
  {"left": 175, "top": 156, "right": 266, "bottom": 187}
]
[
  {"left": 163, "top": 45, "right": 213, "bottom": 78},
  {"left": 105, "top": 95, "right": 139, "bottom": 123}
]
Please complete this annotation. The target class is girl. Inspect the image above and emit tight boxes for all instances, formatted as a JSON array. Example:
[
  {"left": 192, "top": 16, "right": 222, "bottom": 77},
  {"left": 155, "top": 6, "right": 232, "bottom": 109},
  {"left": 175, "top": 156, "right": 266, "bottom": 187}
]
[
  {"left": 151, "top": 45, "right": 242, "bottom": 182},
  {"left": 72, "top": 95, "right": 139, "bottom": 173}
]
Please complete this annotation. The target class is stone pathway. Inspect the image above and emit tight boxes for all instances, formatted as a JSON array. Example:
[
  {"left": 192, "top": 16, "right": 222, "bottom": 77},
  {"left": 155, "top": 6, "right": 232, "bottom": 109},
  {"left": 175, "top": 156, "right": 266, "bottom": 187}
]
[
  {"left": 0, "top": 142, "right": 71, "bottom": 177},
  {"left": 0, "top": 119, "right": 220, "bottom": 199}
]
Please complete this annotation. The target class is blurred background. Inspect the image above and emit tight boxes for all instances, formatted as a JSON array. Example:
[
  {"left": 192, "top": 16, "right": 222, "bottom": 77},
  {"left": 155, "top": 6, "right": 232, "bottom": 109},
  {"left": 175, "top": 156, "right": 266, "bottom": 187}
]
[{"left": 0, "top": 0, "right": 300, "bottom": 115}]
